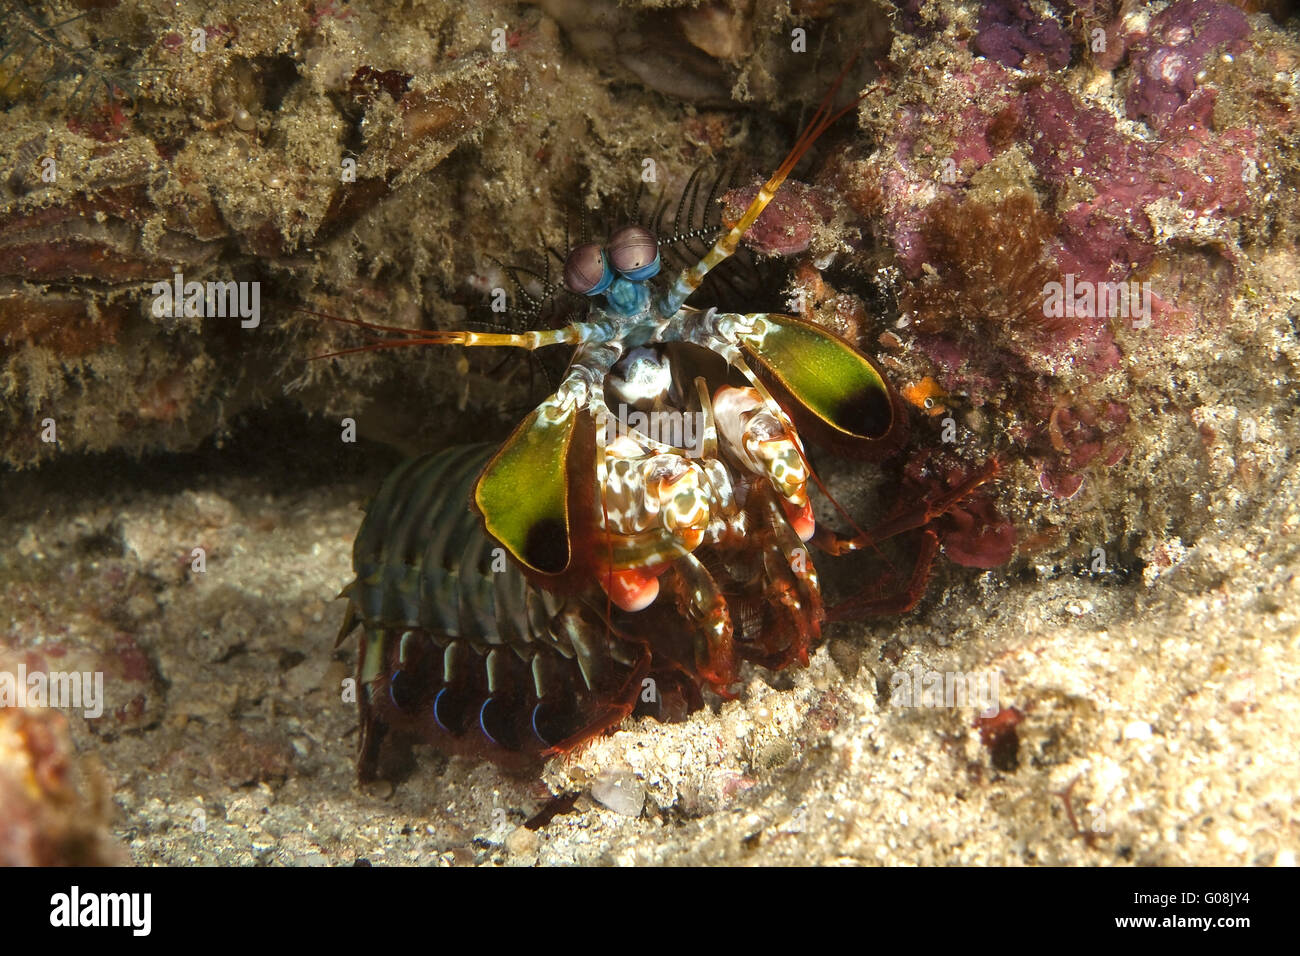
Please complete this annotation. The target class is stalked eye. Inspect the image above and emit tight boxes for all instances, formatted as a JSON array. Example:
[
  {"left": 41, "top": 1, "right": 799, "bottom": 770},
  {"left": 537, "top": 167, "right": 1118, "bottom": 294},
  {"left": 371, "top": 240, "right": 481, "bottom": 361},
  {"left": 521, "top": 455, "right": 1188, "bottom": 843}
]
[
  {"left": 607, "top": 225, "right": 660, "bottom": 281},
  {"left": 563, "top": 242, "right": 613, "bottom": 295}
]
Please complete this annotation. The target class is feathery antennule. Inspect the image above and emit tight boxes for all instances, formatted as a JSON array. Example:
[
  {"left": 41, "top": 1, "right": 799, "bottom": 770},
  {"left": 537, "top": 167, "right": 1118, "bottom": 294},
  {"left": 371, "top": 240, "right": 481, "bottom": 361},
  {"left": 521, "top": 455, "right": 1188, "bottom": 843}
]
[
  {"left": 658, "top": 49, "right": 867, "bottom": 318},
  {"left": 0, "top": 0, "right": 159, "bottom": 113},
  {"left": 651, "top": 164, "right": 776, "bottom": 314},
  {"left": 492, "top": 251, "right": 570, "bottom": 323},
  {"left": 673, "top": 167, "right": 704, "bottom": 241}
]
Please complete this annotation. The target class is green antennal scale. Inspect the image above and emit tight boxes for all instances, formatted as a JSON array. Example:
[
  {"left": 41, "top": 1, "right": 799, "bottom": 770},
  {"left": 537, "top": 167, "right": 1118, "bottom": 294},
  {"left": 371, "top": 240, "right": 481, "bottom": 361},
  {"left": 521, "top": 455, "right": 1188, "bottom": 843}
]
[
  {"left": 475, "top": 402, "right": 578, "bottom": 576},
  {"left": 735, "top": 313, "right": 895, "bottom": 442}
]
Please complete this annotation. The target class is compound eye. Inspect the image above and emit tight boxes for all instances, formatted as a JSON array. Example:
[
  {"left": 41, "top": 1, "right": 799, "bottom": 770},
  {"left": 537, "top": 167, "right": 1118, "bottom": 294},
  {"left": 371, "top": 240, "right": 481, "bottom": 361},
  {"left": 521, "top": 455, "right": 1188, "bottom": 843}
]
[
  {"left": 607, "top": 225, "right": 660, "bottom": 281},
  {"left": 563, "top": 242, "right": 614, "bottom": 295}
]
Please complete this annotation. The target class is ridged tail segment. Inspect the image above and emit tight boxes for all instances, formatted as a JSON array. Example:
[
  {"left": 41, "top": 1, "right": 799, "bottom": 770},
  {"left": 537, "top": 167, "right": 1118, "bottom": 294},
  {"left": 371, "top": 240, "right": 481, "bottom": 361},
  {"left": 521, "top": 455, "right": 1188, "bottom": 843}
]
[{"left": 339, "top": 444, "right": 652, "bottom": 778}]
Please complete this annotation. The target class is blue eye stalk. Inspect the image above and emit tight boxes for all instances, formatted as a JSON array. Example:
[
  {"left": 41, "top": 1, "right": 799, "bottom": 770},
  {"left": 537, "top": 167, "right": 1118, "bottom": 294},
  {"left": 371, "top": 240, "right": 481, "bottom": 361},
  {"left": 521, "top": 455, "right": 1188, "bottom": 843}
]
[{"left": 563, "top": 225, "right": 661, "bottom": 319}]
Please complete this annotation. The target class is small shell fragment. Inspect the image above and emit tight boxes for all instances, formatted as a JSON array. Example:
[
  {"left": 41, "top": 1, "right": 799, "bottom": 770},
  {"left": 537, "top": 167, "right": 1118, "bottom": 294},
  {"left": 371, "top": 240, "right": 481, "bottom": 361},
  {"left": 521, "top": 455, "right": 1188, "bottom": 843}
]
[{"left": 590, "top": 769, "right": 645, "bottom": 817}]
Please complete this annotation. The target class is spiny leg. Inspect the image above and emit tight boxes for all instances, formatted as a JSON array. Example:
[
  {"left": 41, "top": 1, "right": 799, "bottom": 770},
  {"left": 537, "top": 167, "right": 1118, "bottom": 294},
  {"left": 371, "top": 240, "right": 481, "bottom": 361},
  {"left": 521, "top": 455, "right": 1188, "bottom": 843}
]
[
  {"left": 666, "top": 552, "right": 736, "bottom": 694},
  {"left": 756, "top": 493, "right": 825, "bottom": 668},
  {"left": 354, "top": 628, "right": 388, "bottom": 782},
  {"left": 818, "top": 462, "right": 999, "bottom": 621},
  {"left": 826, "top": 530, "right": 941, "bottom": 621},
  {"left": 539, "top": 620, "right": 654, "bottom": 757},
  {"left": 812, "top": 459, "right": 1001, "bottom": 556}
]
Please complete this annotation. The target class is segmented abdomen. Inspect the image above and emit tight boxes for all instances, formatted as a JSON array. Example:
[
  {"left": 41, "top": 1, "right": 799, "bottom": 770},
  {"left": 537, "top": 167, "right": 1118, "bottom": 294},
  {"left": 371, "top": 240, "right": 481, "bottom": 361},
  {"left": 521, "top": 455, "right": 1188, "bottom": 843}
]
[{"left": 339, "top": 445, "right": 663, "bottom": 778}]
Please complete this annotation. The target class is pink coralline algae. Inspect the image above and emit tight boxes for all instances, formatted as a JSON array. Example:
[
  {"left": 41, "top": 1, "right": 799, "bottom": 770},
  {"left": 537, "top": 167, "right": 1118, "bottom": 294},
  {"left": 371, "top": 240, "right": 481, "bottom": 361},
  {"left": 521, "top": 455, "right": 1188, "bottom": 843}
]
[
  {"left": 871, "top": 107, "right": 945, "bottom": 277},
  {"left": 722, "top": 178, "right": 831, "bottom": 256},
  {"left": 793, "top": 0, "right": 1281, "bottom": 509},
  {"left": 1033, "top": 401, "right": 1132, "bottom": 500},
  {"left": 839, "top": 60, "right": 1023, "bottom": 279},
  {"left": 718, "top": 0, "right": 1287, "bottom": 523},
  {"left": 851, "top": 44, "right": 1260, "bottom": 303},
  {"left": 976, "top": 0, "right": 1073, "bottom": 71},
  {"left": 1125, "top": 0, "right": 1250, "bottom": 131},
  {"left": 1025, "top": 83, "right": 1258, "bottom": 284}
]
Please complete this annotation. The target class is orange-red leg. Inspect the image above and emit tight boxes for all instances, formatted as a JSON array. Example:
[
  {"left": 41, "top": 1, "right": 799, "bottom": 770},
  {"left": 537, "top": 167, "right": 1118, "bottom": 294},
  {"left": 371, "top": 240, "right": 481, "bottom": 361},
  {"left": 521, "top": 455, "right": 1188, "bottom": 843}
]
[
  {"left": 813, "top": 459, "right": 1000, "bottom": 556},
  {"left": 826, "top": 528, "right": 941, "bottom": 622},
  {"left": 666, "top": 553, "right": 737, "bottom": 695}
]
